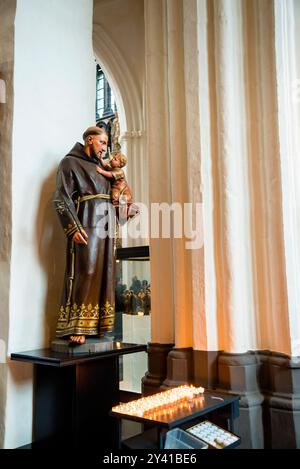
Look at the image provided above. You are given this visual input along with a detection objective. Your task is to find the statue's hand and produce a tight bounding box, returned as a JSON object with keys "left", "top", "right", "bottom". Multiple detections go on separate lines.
{"left": 72, "top": 229, "right": 88, "bottom": 245}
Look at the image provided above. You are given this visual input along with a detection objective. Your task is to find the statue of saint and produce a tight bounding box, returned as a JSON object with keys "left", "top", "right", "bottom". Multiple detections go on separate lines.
{"left": 53, "top": 127, "right": 115, "bottom": 344}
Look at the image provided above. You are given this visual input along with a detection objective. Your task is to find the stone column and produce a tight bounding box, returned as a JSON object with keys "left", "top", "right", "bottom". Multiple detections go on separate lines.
{"left": 211, "top": 0, "right": 256, "bottom": 353}
{"left": 144, "top": 0, "right": 175, "bottom": 347}
{"left": 142, "top": 343, "right": 174, "bottom": 395}
{"left": 144, "top": 0, "right": 201, "bottom": 387}
{"left": 274, "top": 0, "right": 300, "bottom": 356}
{"left": 241, "top": 0, "right": 290, "bottom": 355}
{"left": 184, "top": 0, "right": 220, "bottom": 384}
{"left": 258, "top": 352, "right": 300, "bottom": 448}
{"left": 217, "top": 352, "right": 264, "bottom": 449}
{"left": 163, "top": 0, "right": 194, "bottom": 351}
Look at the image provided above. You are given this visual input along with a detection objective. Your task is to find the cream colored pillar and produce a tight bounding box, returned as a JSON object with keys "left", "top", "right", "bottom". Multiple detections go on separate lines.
{"left": 182, "top": 0, "right": 206, "bottom": 351}
{"left": 184, "top": 0, "right": 219, "bottom": 352}
{"left": 211, "top": 0, "right": 256, "bottom": 352}
{"left": 145, "top": 0, "right": 202, "bottom": 347}
{"left": 144, "top": 0, "right": 175, "bottom": 344}
{"left": 274, "top": 0, "right": 300, "bottom": 356}
{"left": 165, "top": 0, "right": 193, "bottom": 348}
{"left": 203, "top": 0, "right": 291, "bottom": 354}
{"left": 241, "top": 0, "right": 290, "bottom": 354}
{"left": 145, "top": 0, "right": 298, "bottom": 357}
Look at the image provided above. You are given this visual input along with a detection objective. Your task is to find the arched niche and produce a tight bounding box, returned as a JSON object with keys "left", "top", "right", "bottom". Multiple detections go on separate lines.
{"left": 93, "top": 24, "right": 143, "bottom": 134}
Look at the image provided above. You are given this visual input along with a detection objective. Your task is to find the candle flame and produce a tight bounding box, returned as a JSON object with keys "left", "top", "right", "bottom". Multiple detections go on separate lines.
{"left": 112, "top": 385, "right": 204, "bottom": 417}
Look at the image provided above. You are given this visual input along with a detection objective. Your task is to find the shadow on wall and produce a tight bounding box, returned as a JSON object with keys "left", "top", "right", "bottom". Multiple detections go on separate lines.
{"left": 35, "top": 166, "right": 65, "bottom": 346}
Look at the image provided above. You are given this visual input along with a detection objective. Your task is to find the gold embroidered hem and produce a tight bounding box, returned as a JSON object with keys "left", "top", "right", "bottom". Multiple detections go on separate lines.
{"left": 56, "top": 302, "right": 100, "bottom": 337}
{"left": 56, "top": 301, "right": 115, "bottom": 337}
{"left": 100, "top": 300, "right": 115, "bottom": 334}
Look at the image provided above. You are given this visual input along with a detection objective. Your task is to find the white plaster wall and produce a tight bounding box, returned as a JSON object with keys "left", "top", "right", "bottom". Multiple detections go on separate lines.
{"left": 0, "top": 0, "right": 16, "bottom": 449}
{"left": 5, "top": 0, "right": 95, "bottom": 448}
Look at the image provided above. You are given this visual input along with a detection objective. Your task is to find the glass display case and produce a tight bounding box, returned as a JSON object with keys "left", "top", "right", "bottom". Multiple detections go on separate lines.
{"left": 115, "top": 246, "right": 150, "bottom": 393}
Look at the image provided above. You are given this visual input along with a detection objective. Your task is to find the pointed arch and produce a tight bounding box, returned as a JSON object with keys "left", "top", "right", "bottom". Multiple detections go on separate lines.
{"left": 93, "top": 24, "right": 143, "bottom": 133}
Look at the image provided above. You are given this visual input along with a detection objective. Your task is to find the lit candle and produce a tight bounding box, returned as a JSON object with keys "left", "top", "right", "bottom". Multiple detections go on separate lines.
{"left": 112, "top": 385, "right": 205, "bottom": 417}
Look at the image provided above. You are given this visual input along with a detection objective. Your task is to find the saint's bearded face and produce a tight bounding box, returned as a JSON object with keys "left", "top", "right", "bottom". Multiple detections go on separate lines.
{"left": 90, "top": 134, "right": 108, "bottom": 159}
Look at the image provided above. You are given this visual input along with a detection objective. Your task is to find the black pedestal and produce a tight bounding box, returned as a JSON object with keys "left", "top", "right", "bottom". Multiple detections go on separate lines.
{"left": 11, "top": 343, "right": 146, "bottom": 449}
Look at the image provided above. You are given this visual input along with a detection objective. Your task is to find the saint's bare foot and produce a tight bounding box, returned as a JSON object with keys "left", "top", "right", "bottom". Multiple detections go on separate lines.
{"left": 69, "top": 335, "right": 86, "bottom": 345}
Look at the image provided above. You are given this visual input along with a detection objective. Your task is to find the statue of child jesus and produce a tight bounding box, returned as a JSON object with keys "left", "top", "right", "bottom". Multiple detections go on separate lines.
{"left": 96, "top": 151, "right": 139, "bottom": 221}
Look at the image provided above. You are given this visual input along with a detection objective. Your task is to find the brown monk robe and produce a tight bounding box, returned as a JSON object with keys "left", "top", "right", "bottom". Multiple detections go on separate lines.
{"left": 54, "top": 127, "right": 115, "bottom": 344}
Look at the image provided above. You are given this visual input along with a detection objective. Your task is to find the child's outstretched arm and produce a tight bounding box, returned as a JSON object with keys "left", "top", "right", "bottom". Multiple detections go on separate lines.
{"left": 99, "top": 156, "right": 111, "bottom": 170}
{"left": 96, "top": 166, "right": 114, "bottom": 179}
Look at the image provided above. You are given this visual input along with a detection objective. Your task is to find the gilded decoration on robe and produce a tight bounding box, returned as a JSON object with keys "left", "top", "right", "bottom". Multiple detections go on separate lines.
{"left": 58, "top": 303, "right": 100, "bottom": 321}
{"left": 56, "top": 302, "right": 100, "bottom": 336}
{"left": 100, "top": 300, "right": 114, "bottom": 317}
{"left": 56, "top": 301, "right": 115, "bottom": 336}
{"left": 99, "top": 300, "right": 115, "bottom": 332}
{"left": 54, "top": 200, "right": 67, "bottom": 215}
